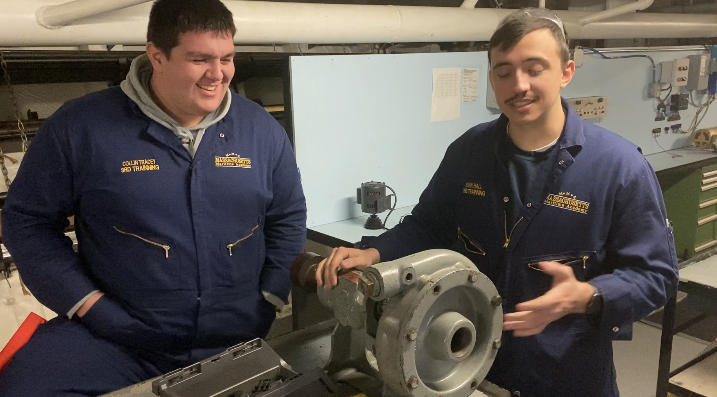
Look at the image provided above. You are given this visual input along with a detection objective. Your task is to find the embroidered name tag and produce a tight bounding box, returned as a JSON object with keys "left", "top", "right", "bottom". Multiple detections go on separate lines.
{"left": 544, "top": 192, "right": 590, "bottom": 214}
{"left": 215, "top": 153, "right": 251, "bottom": 168}
{"left": 121, "top": 159, "right": 159, "bottom": 173}
{"left": 463, "top": 182, "right": 486, "bottom": 197}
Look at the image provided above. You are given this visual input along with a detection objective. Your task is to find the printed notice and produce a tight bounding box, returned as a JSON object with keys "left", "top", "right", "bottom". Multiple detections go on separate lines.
{"left": 462, "top": 68, "right": 479, "bottom": 102}
{"left": 431, "top": 68, "right": 461, "bottom": 122}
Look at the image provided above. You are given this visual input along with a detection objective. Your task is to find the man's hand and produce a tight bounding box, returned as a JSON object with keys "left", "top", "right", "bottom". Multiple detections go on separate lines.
{"left": 315, "top": 247, "right": 380, "bottom": 289}
{"left": 503, "top": 261, "right": 595, "bottom": 337}
{"left": 76, "top": 291, "right": 104, "bottom": 318}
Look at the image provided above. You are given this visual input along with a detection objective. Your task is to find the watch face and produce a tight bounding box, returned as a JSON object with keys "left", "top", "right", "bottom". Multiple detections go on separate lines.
{"left": 587, "top": 293, "right": 602, "bottom": 315}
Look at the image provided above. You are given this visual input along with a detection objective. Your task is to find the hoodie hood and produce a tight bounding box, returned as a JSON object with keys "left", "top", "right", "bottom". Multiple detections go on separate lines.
{"left": 120, "top": 54, "right": 231, "bottom": 157}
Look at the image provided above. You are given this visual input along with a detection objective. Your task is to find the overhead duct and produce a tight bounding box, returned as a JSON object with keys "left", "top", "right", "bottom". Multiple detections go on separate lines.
{"left": 0, "top": 0, "right": 716, "bottom": 47}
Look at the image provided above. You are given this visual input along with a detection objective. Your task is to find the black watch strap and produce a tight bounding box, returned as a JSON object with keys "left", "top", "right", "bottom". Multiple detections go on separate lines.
{"left": 586, "top": 284, "right": 603, "bottom": 326}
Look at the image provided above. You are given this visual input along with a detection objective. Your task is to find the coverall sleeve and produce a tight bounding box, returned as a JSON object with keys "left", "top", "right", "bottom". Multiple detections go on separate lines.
{"left": 589, "top": 156, "right": 679, "bottom": 340}
{"left": 362, "top": 144, "right": 458, "bottom": 261}
{"left": 259, "top": 121, "right": 307, "bottom": 303}
{"left": 2, "top": 122, "right": 98, "bottom": 317}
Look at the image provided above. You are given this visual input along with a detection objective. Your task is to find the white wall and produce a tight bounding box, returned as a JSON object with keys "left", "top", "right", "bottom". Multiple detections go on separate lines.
{"left": 292, "top": 52, "right": 492, "bottom": 227}
{"left": 563, "top": 49, "right": 716, "bottom": 155}
{"left": 291, "top": 48, "right": 717, "bottom": 228}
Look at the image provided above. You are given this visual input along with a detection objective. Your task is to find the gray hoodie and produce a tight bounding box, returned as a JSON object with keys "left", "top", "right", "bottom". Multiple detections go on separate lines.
{"left": 120, "top": 54, "right": 231, "bottom": 157}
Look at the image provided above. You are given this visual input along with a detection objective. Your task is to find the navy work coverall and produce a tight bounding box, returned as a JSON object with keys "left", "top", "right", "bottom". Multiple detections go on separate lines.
{"left": 364, "top": 98, "right": 679, "bottom": 397}
{"left": 0, "top": 87, "right": 307, "bottom": 396}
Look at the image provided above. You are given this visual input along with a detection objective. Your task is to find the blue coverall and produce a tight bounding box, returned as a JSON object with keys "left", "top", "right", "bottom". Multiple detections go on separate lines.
{"left": 363, "top": 98, "right": 679, "bottom": 397}
{"left": 0, "top": 87, "right": 307, "bottom": 396}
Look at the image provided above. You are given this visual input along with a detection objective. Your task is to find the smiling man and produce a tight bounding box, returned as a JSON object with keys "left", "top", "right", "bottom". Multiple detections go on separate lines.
{"left": 0, "top": 0, "right": 306, "bottom": 395}
{"left": 316, "top": 8, "right": 678, "bottom": 397}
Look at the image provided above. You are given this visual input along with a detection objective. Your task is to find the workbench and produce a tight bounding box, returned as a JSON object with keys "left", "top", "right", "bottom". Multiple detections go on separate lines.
{"left": 657, "top": 252, "right": 717, "bottom": 397}
{"left": 307, "top": 148, "right": 717, "bottom": 250}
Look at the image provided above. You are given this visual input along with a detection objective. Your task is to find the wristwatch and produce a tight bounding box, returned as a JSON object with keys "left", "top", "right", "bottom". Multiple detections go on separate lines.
{"left": 585, "top": 284, "right": 603, "bottom": 326}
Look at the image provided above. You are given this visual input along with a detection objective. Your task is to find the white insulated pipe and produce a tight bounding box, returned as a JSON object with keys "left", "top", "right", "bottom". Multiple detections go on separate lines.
{"left": 579, "top": 0, "right": 654, "bottom": 25}
{"left": 0, "top": 0, "right": 715, "bottom": 47}
{"left": 36, "top": 0, "right": 151, "bottom": 28}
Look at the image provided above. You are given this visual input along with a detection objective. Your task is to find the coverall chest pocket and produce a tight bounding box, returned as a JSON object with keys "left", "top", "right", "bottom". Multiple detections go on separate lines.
{"left": 113, "top": 226, "right": 179, "bottom": 288}
{"left": 451, "top": 227, "right": 489, "bottom": 274}
{"left": 224, "top": 223, "right": 262, "bottom": 286}
{"left": 520, "top": 251, "right": 597, "bottom": 299}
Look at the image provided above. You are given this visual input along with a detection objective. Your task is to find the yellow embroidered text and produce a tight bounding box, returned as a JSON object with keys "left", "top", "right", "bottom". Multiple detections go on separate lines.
{"left": 121, "top": 159, "right": 159, "bottom": 173}
{"left": 463, "top": 182, "right": 486, "bottom": 197}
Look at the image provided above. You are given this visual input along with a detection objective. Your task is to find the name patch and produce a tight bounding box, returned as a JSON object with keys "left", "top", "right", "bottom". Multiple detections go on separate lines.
{"left": 544, "top": 192, "right": 590, "bottom": 214}
{"left": 215, "top": 153, "right": 251, "bottom": 168}
{"left": 121, "top": 159, "right": 159, "bottom": 173}
{"left": 463, "top": 182, "right": 486, "bottom": 197}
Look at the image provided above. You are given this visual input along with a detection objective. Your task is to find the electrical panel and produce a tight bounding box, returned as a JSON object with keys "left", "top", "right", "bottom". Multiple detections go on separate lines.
{"left": 660, "top": 58, "right": 690, "bottom": 87}
{"left": 687, "top": 54, "right": 709, "bottom": 91}
{"left": 568, "top": 96, "right": 608, "bottom": 119}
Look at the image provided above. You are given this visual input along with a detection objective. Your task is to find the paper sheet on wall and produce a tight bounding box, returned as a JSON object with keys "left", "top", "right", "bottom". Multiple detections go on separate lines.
{"left": 462, "top": 68, "right": 479, "bottom": 102}
{"left": 431, "top": 68, "right": 461, "bottom": 122}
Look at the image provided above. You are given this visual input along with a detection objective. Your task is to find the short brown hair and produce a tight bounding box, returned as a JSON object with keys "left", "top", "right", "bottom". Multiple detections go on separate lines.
{"left": 488, "top": 8, "right": 570, "bottom": 66}
{"left": 147, "top": 0, "right": 237, "bottom": 57}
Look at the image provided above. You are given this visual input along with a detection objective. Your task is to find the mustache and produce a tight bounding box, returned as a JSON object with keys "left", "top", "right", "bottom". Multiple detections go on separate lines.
{"left": 506, "top": 95, "right": 538, "bottom": 105}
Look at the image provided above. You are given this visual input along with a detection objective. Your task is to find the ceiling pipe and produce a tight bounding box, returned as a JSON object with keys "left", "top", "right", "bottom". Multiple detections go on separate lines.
{"left": 0, "top": 0, "right": 715, "bottom": 47}
{"left": 579, "top": 0, "right": 654, "bottom": 25}
{"left": 36, "top": 0, "right": 151, "bottom": 29}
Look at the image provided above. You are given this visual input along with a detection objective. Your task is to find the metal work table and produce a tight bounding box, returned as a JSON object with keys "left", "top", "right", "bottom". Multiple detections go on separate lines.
{"left": 657, "top": 252, "right": 717, "bottom": 397}
{"left": 307, "top": 148, "right": 717, "bottom": 249}
{"left": 680, "top": 257, "right": 717, "bottom": 287}
{"left": 308, "top": 205, "right": 415, "bottom": 248}
{"left": 646, "top": 147, "right": 717, "bottom": 174}
{"left": 670, "top": 353, "right": 717, "bottom": 396}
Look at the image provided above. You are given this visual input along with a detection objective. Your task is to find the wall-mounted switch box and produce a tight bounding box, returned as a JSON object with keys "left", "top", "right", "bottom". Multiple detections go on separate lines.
{"left": 568, "top": 96, "right": 608, "bottom": 119}
{"left": 661, "top": 58, "right": 690, "bottom": 87}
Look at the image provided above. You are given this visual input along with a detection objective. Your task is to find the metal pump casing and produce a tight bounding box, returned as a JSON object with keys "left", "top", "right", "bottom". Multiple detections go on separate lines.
{"left": 318, "top": 249, "right": 503, "bottom": 397}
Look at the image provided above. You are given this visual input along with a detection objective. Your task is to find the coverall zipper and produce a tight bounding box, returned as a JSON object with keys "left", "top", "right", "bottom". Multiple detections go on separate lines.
{"left": 227, "top": 224, "right": 259, "bottom": 256}
{"left": 528, "top": 255, "right": 589, "bottom": 271}
{"left": 114, "top": 226, "right": 170, "bottom": 258}
{"left": 503, "top": 212, "right": 524, "bottom": 248}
